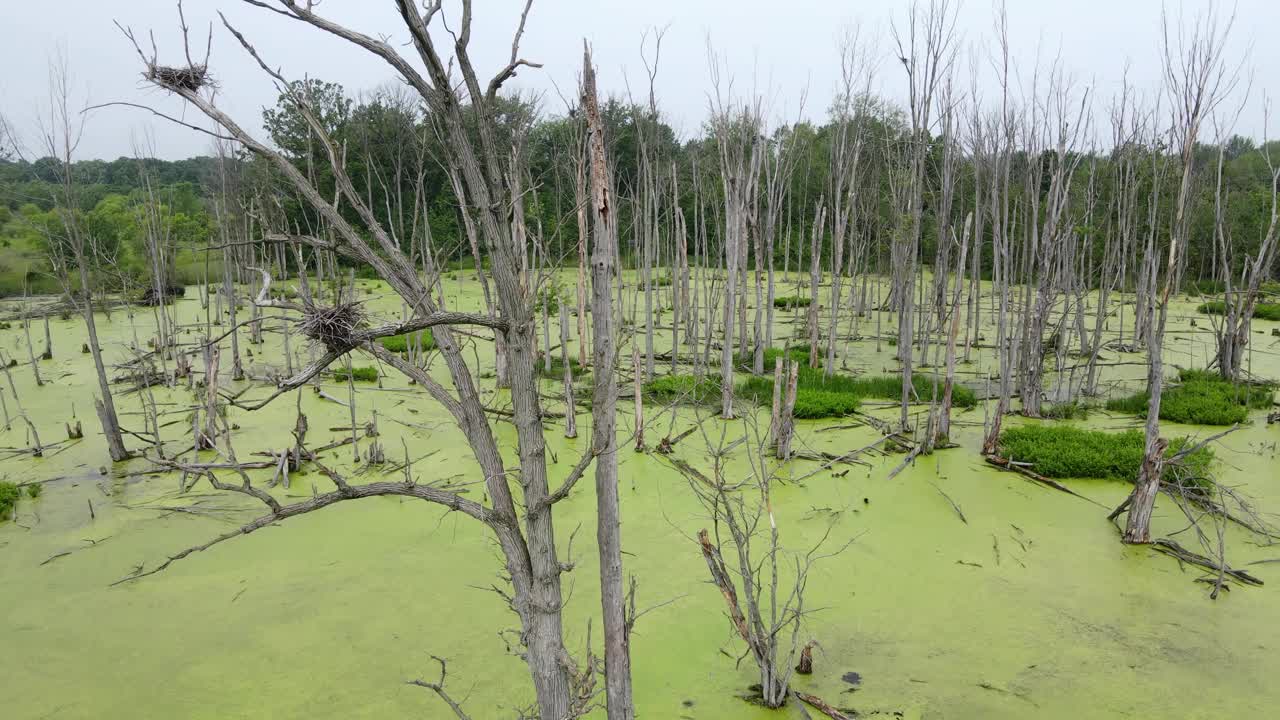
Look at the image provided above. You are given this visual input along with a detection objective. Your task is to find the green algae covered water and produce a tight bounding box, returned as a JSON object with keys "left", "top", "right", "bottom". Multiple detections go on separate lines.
{"left": 1, "top": 274, "right": 1278, "bottom": 719}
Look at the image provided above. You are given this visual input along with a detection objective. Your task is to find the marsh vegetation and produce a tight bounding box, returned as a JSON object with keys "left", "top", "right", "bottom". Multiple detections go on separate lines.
{"left": 1, "top": 1, "right": 1279, "bottom": 719}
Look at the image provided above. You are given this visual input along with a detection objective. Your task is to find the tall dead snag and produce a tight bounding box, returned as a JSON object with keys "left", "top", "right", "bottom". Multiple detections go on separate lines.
{"left": 1014, "top": 62, "right": 1090, "bottom": 418}
{"left": 1212, "top": 112, "right": 1280, "bottom": 380}
{"left": 667, "top": 416, "right": 840, "bottom": 709}
{"left": 559, "top": 303, "right": 577, "bottom": 439}
{"left": 709, "top": 60, "right": 764, "bottom": 418}
{"left": 824, "top": 29, "right": 874, "bottom": 377}
{"left": 116, "top": 3, "right": 617, "bottom": 717}
{"left": 806, "top": 202, "right": 826, "bottom": 368}
{"left": 937, "top": 212, "right": 972, "bottom": 443}
{"left": 980, "top": 3, "right": 1017, "bottom": 456}
{"left": 891, "top": 0, "right": 959, "bottom": 430}
{"left": 1121, "top": 7, "right": 1237, "bottom": 544}
{"left": 776, "top": 360, "right": 799, "bottom": 460}
{"left": 36, "top": 57, "right": 130, "bottom": 462}
{"left": 582, "top": 45, "right": 635, "bottom": 720}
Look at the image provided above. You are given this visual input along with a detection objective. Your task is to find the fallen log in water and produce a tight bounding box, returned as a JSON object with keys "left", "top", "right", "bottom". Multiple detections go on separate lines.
{"left": 983, "top": 453, "right": 1106, "bottom": 507}
{"left": 1151, "top": 538, "right": 1263, "bottom": 587}
{"left": 794, "top": 691, "right": 852, "bottom": 720}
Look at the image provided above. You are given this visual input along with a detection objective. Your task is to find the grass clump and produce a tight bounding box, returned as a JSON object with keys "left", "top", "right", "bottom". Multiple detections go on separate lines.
{"left": 643, "top": 374, "right": 722, "bottom": 405}
{"left": 1042, "top": 400, "right": 1092, "bottom": 420}
{"left": 1106, "top": 368, "right": 1274, "bottom": 425}
{"left": 997, "top": 425, "right": 1213, "bottom": 484}
{"left": 539, "top": 355, "right": 589, "bottom": 380}
{"left": 772, "top": 295, "right": 812, "bottom": 309}
{"left": 738, "top": 347, "right": 976, "bottom": 419}
{"left": 0, "top": 481, "right": 20, "bottom": 519}
{"left": 379, "top": 330, "right": 434, "bottom": 353}
{"left": 1196, "top": 300, "right": 1280, "bottom": 321}
{"left": 334, "top": 366, "right": 379, "bottom": 383}
{"left": 737, "top": 346, "right": 815, "bottom": 371}
{"left": 790, "top": 387, "right": 864, "bottom": 418}
{"left": 738, "top": 375, "right": 864, "bottom": 418}
{"left": 1188, "top": 279, "right": 1227, "bottom": 296}
{"left": 26, "top": 483, "right": 42, "bottom": 499}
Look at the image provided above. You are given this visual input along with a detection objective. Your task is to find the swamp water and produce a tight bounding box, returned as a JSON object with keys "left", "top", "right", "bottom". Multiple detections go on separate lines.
{"left": 1, "top": 273, "right": 1278, "bottom": 719}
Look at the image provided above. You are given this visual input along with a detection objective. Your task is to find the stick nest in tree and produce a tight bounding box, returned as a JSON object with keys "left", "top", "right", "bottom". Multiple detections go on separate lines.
{"left": 299, "top": 301, "right": 366, "bottom": 352}
{"left": 146, "top": 64, "right": 211, "bottom": 92}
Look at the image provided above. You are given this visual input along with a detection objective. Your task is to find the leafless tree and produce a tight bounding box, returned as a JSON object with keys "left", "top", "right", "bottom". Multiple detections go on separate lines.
{"left": 662, "top": 410, "right": 844, "bottom": 709}
{"left": 1120, "top": 6, "right": 1239, "bottom": 544}
{"left": 114, "top": 3, "right": 631, "bottom": 716}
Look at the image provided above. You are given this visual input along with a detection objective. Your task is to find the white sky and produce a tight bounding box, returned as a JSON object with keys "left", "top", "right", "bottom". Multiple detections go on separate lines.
{"left": 2, "top": 0, "right": 1274, "bottom": 160}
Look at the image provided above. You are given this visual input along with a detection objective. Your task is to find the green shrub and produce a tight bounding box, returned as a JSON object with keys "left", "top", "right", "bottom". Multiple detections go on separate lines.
{"left": 334, "top": 366, "right": 379, "bottom": 382}
{"left": 997, "top": 425, "right": 1214, "bottom": 485}
{"left": 26, "top": 483, "right": 42, "bottom": 499}
{"left": 379, "top": 330, "right": 435, "bottom": 353}
{"left": 738, "top": 349, "right": 976, "bottom": 419}
{"left": 738, "top": 346, "right": 816, "bottom": 371}
{"left": 772, "top": 295, "right": 812, "bottom": 308}
{"left": 0, "top": 481, "right": 19, "bottom": 519}
{"left": 539, "top": 355, "right": 589, "bottom": 380}
{"left": 1196, "top": 300, "right": 1280, "bottom": 321}
{"left": 1106, "top": 368, "right": 1274, "bottom": 425}
{"left": 1188, "top": 279, "right": 1227, "bottom": 296}
{"left": 1042, "top": 400, "right": 1092, "bottom": 420}
{"left": 790, "top": 387, "right": 863, "bottom": 418}
{"left": 536, "top": 274, "right": 570, "bottom": 314}
{"left": 643, "top": 374, "right": 722, "bottom": 404}
{"left": 800, "top": 368, "right": 976, "bottom": 409}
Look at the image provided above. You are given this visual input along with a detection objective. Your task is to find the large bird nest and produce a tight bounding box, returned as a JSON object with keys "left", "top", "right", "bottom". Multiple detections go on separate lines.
{"left": 146, "top": 64, "right": 211, "bottom": 92}
{"left": 299, "top": 301, "right": 366, "bottom": 352}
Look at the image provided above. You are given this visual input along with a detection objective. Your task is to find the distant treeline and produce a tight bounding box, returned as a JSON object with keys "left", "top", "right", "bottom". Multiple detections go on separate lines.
{"left": 2, "top": 78, "right": 1278, "bottom": 297}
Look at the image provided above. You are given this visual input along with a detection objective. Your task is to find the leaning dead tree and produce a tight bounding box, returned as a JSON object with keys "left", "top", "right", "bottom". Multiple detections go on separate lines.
{"left": 116, "top": 2, "right": 627, "bottom": 717}
{"left": 1118, "top": 7, "right": 1239, "bottom": 544}
{"left": 35, "top": 56, "right": 131, "bottom": 462}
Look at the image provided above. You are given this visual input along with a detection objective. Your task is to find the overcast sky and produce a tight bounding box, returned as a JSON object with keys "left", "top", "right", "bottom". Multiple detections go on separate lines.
{"left": 2, "top": 1, "right": 1275, "bottom": 160}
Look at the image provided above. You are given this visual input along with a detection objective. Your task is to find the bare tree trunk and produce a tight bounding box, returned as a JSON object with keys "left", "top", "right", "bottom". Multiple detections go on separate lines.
{"left": 80, "top": 263, "right": 130, "bottom": 462}
{"left": 1125, "top": 11, "right": 1234, "bottom": 543}
{"left": 583, "top": 47, "right": 635, "bottom": 720}
{"left": 560, "top": 303, "right": 577, "bottom": 439}
{"left": 776, "top": 360, "right": 799, "bottom": 460}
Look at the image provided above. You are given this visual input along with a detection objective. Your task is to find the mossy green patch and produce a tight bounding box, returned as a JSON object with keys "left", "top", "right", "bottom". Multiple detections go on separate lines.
{"left": 1106, "top": 368, "right": 1274, "bottom": 425}
{"left": 738, "top": 347, "right": 976, "bottom": 419}
{"left": 772, "top": 295, "right": 812, "bottom": 308}
{"left": 539, "top": 355, "right": 589, "bottom": 380}
{"left": 997, "top": 425, "right": 1214, "bottom": 485}
{"left": 333, "top": 366, "right": 378, "bottom": 382}
{"left": 642, "top": 374, "right": 721, "bottom": 404}
{"left": 1196, "top": 300, "right": 1280, "bottom": 322}
{"left": 379, "top": 330, "right": 434, "bottom": 353}
{"left": 1041, "top": 400, "right": 1092, "bottom": 420}
{"left": 0, "top": 480, "right": 19, "bottom": 519}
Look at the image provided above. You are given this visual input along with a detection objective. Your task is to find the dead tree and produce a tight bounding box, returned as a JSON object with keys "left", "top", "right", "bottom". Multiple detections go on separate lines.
{"left": 708, "top": 67, "right": 764, "bottom": 418}
{"left": 117, "top": 3, "right": 625, "bottom": 717}
{"left": 890, "top": 0, "right": 959, "bottom": 430}
{"left": 582, "top": 47, "right": 635, "bottom": 718}
{"left": 664, "top": 413, "right": 842, "bottom": 709}
{"left": 1212, "top": 107, "right": 1280, "bottom": 380}
{"left": 1121, "top": 7, "right": 1238, "bottom": 544}
{"left": 34, "top": 56, "right": 131, "bottom": 462}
